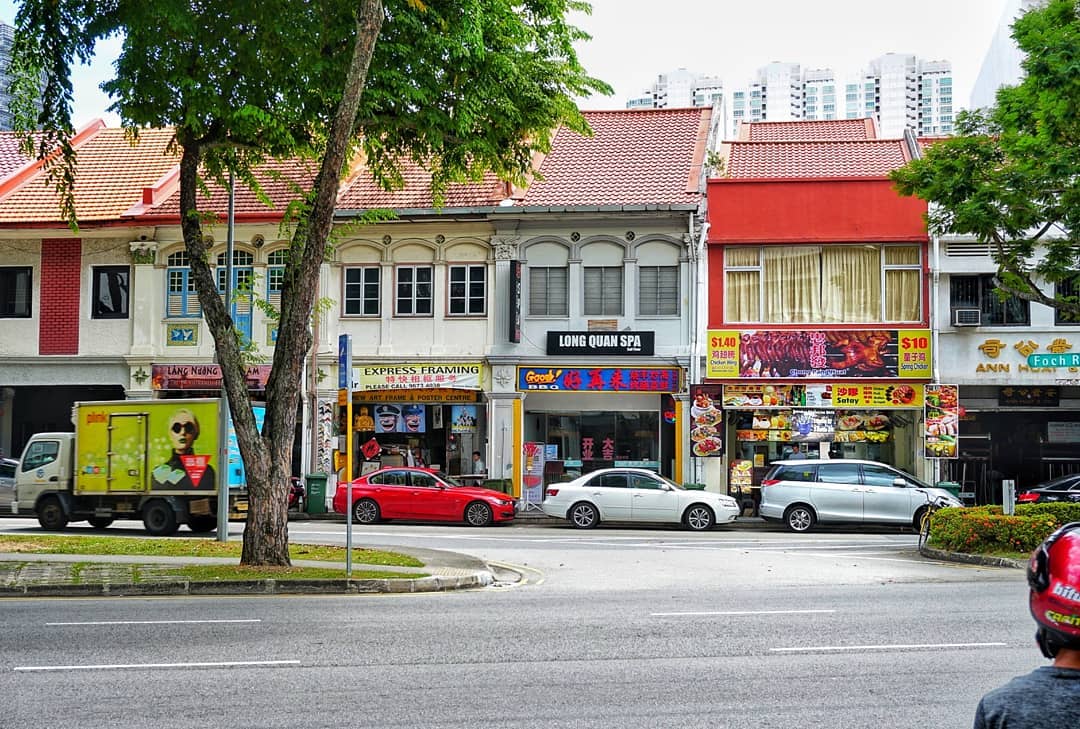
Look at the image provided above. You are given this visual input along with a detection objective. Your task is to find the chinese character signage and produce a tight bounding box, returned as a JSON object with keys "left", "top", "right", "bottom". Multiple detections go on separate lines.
{"left": 721, "top": 384, "right": 925, "bottom": 409}
{"left": 152, "top": 364, "right": 271, "bottom": 391}
{"left": 689, "top": 385, "right": 723, "bottom": 457}
{"left": 706, "top": 329, "right": 932, "bottom": 379}
{"left": 516, "top": 367, "right": 680, "bottom": 392}
{"left": 924, "top": 384, "right": 959, "bottom": 459}
{"left": 352, "top": 363, "right": 484, "bottom": 391}
{"left": 998, "top": 386, "right": 1059, "bottom": 407}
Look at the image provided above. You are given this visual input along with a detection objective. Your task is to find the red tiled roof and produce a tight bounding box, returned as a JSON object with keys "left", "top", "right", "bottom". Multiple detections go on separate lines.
{"left": 0, "top": 125, "right": 178, "bottom": 225}
{"left": 737, "top": 118, "right": 877, "bottom": 142}
{"left": 336, "top": 157, "right": 508, "bottom": 209}
{"left": 0, "top": 132, "right": 39, "bottom": 180}
{"left": 724, "top": 139, "right": 911, "bottom": 179}
{"left": 519, "top": 108, "right": 710, "bottom": 208}
{"left": 138, "top": 158, "right": 322, "bottom": 222}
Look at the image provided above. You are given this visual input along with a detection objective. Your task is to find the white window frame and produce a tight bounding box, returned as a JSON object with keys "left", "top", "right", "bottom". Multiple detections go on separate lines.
{"left": 343, "top": 266, "right": 381, "bottom": 317}
{"left": 395, "top": 265, "right": 433, "bottom": 317}
{"left": 448, "top": 264, "right": 486, "bottom": 317}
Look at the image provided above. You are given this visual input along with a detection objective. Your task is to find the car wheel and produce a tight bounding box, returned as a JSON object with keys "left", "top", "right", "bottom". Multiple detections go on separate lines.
{"left": 569, "top": 501, "right": 599, "bottom": 529}
{"left": 187, "top": 515, "right": 217, "bottom": 533}
{"left": 912, "top": 506, "right": 929, "bottom": 532}
{"left": 143, "top": 500, "right": 179, "bottom": 536}
{"left": 465, "top": 501, "right": 494, "bottom": 526}
{"left": 684, "top": 504, "right": 715, "bottom": 531}
{"left": 87, "top": 516, "right": 114, "bottom": 530}
{"left": 37, "top": 496, "right": 69, "bottom": 531}
{"left": 784, "top": 504, "right": 816, "bottom": 533}
{"left": 353, "top": 498, "right": 380, "bottom": 525}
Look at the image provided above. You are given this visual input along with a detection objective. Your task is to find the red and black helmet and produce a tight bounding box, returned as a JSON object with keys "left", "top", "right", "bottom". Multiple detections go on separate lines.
{"left": 1028, "top": 521, "right": 1080, "bottom": 658}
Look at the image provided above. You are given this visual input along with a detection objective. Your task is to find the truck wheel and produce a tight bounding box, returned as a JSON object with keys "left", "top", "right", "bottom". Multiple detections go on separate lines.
{"left": 187, "top": 515, "right": 217, "bottom": 533}
{"left": 37, "top": 497, "right": 69, "bottom": 531}
{"left": 143, "top": 500, "right": 179, "bottom": 536}
{"left": 87, "top": 516, "right": 114, "bottom": 529}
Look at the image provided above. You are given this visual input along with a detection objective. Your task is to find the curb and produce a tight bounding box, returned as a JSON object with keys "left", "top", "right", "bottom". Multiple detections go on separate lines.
{"left": 919, "top": 544, "right": 1025, "bottom": 569}
{"left": 0, "top": 570, "right": 494, "bottom": 598}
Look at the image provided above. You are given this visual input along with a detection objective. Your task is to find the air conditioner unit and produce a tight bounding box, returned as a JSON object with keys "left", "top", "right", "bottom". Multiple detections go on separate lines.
{"left": 953, "top": 308, "right": 982, "bottom": 326}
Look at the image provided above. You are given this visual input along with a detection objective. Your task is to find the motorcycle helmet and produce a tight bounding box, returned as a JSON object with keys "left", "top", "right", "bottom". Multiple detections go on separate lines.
{"left": 1027, "top": 521, "right": 1080, "bottom": 658}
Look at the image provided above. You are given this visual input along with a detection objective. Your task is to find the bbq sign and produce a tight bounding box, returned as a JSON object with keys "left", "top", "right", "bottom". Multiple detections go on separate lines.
{"left": 706, "top": 329, "right": 932, "bottom": 380}
{"left": 517, "top": 367, "right": 680, "bottom": 392}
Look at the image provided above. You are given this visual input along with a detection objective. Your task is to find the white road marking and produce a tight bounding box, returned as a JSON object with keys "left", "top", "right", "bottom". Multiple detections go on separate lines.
{"left": 771, "top": 642, "right": 1007, "bottom": 653}
{"left": 45, "top": 619, "right": 262, "bottom": 626}
{"left": 14, "top": 659, "right": 300, "bottom": 672}
{"left": 652, "top": 609, "right": 836, "bottom": 617}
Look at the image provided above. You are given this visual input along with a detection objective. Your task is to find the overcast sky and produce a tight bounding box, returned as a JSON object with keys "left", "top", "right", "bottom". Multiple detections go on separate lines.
{"left": 4, "top": 0, "right": 1014, "bottom": 127}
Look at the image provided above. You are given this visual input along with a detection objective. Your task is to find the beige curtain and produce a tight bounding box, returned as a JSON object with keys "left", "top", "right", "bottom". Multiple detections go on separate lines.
{"left": 884, "top": 246, "right": 921, "bottom": 321}
{"left": 724, "top": 247, "right": 760, "bottom": 321}
{"left": 821, "top": 246, "right": 880, "bottom": 322}
{"left": 764, "top": 246, "right": 820, "bottom": 322}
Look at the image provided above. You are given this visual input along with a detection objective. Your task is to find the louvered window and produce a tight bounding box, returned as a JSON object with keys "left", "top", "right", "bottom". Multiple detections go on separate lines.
{"left": 344, "top": 267, "right": 380, "bottom": 316}
{"left": 267, "top": 249, "right": 289, "bottom": 310}
{"left": 216, "top": 250, "right": 254, "bottom": 320}
{"left": 395, "top": 265, "right": 433, "bottom": 316}
{"left": 638, "top": 266, "right": 678, "bottom": 316}
{"left": 448, "top": 264, "right": 486, "bottom": 316}
{"left": 583, "top": 266, "right": 623, "bottom": 316}
{"left": 529, "top": 267, "right": 568, "bottom": 316}
{"left": 166, "top": 251, "right": 200, "bottom": 318}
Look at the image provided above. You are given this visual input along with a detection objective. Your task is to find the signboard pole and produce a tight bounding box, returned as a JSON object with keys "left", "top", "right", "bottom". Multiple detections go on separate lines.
{"left": 339, "top": 335, "right": 353, "bottom": 577}
{"left": 216, "top": 172, "right": 236, "bottom": 543}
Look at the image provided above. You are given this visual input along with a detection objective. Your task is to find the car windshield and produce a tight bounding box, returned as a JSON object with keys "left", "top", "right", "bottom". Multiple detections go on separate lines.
{"left": 653, "top": 473, "right": 683, "bottom": 490}
{"left": 435, "top": 472, "right": 463, "bottom": 487}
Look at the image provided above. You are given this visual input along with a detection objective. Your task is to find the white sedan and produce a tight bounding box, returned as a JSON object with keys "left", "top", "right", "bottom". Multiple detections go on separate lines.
{"left": 541, "top": 468, "right": 740, "bottom": 530}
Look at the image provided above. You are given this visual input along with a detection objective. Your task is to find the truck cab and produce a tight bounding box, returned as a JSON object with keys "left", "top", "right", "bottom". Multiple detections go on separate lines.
{"left": 13, "top": 433, "right": 74, "bottom": 516}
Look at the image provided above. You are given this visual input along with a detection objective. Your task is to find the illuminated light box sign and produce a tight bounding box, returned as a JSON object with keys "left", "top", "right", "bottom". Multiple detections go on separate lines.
{"left": 517, "top": 367, "right": 680, "bottom": 392}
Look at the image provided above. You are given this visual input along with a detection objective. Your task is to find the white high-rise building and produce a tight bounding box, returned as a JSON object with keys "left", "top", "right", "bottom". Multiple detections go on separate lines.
{"left": 0, "top": 22, "right": 15, "bottom": 131}
{"left": 970, "top": 0, "right": 1044, "bottom": 110}
{"left": 632, "top": 54, "right": 954, "bottom": 139}
{"left": 626, "top": 68, "right": 724, "bottom": 110}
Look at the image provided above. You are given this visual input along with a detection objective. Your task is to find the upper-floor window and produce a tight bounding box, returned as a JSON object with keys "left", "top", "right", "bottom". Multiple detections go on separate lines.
{"left": 723, "top": 245, "right": 922, "bottom": 324}
{"left": 344, "top": 266, "right": 380, "bottom": 317}
{"left": 529, "top": 266, "right": 568, "bottom": 316}
{"left": 1055, "top": 276, "right": 1080, "bottom": 326}
{"left": 448, "top": 264, "right": 486, "bottom": 316}
{"left": 267, "top": 249, "right": 289, "bottom": 310}
{"left": 583, "top": 266, "right": 623, "bottom": 316}
{"left": 91, "top": 265, "right": 129, "bottom": 319}
{"left": 0, "top": 266, "right": 32, "bottom": 318}
{"left": 950, "top": 274, "right": 1029, "bottom": 326}
{"left": 638, "top": 265, "right": 679, "bottom": 316}
{"left": 216, "top": 250, "right": 254, "bottom": 298}
{"left": 166, "top": 251, "right": 200, "bottom": 318}
{"left": 395, "top": 265, "right": 433, "bottom": 316}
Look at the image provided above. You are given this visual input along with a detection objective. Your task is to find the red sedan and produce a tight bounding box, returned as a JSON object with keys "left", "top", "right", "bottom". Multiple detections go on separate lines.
{"left": 331, "top": 466, "right": 516, "bottom": 526}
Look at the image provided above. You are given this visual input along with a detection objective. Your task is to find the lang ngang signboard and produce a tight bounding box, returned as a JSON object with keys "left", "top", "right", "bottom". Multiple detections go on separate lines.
{"left": 706, "top": 329, "right": 932, "bottom": 379}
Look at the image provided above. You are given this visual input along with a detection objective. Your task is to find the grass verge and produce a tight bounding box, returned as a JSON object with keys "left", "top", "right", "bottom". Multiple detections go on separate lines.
{"left": 0, "top": 535, "right": 423, "bottom": 568}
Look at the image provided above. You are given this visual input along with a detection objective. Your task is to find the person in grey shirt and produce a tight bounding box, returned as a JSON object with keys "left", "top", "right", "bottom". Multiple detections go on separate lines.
{"left": 973, "top": 522, "right": 1080, "bottom": 728}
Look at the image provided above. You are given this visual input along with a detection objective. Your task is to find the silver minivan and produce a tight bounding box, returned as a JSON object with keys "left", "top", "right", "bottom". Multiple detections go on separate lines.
{"left": 759, "top": 458, "right": 963, "bottom": 532}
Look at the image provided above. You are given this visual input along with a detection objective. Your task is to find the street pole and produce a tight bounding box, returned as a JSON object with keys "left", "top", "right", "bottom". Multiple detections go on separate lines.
{"left": 216, "top": 170, "right": 235, "bottom": 542}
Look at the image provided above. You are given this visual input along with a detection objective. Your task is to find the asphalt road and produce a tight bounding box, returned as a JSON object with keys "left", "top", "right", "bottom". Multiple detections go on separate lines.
{"left": 1, "top": 519, "right": 1037, "bottom": 728}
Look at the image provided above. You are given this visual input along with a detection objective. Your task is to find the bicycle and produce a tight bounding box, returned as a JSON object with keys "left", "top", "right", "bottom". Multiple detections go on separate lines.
{"left": 916, "top": 489, "right": 954, "bottom": 550}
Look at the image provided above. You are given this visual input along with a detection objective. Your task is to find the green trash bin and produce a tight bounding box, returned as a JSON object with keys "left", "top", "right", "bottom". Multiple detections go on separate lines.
{"left": 935, "top": 481, "right": 961, "bottom": 500}
{"left": 305, "top": 473, "right": 328, "bottom": 514}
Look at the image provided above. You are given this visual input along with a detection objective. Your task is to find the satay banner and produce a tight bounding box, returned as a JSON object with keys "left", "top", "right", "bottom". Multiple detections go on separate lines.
{"left": 707, "top": 329, "right": 932, "bottom": 379}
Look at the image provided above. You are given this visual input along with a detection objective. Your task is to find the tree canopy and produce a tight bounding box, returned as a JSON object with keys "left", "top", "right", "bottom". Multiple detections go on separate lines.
{"left": 11, "top": 0, "right": 610, "bottom": 565}
{"left": 890, "top": 0, "right": 1080, "bottom": 318}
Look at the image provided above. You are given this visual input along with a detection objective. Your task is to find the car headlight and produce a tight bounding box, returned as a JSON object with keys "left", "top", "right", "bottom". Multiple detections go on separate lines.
{"left": 718, "top": 496, "right": 738, "bottom": 507}
{"left": 495, "top": 499, "right": 513, "bottom": 506}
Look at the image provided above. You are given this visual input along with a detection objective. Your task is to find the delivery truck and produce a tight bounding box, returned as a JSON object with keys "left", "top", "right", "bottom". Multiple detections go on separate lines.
{"left": 12, "top": 398, "right": 248, "bottom": 536}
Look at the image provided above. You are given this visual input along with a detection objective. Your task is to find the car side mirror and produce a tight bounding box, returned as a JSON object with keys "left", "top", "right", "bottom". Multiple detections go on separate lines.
{"left": 893, "top": 477, "right": 907, "bottom": 487}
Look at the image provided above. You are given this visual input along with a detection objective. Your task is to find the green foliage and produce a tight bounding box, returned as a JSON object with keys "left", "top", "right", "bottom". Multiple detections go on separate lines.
{"left": 889, "top": 0, "right": 1080, "bottom": 318}
{"left": 927, "top": 503, "right": 1080, "bottom": 554}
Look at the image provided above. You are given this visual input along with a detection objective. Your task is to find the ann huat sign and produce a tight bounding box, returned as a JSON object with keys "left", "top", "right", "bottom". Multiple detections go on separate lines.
{"left": 546, "top": 331, "right": 655, "bottom": 356}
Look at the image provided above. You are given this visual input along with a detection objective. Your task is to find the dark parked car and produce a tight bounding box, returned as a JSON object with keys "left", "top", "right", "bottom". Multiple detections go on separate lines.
{"left": 0, "top": 457, "right": 17, "bottom": 512}
{"left": 1017, "top": 473, "right": 1080, "bottom": 504}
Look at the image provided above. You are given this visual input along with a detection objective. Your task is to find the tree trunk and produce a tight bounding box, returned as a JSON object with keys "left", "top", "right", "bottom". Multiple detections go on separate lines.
{"left": 178, "top": 2, "right": 384, "bottom": 567}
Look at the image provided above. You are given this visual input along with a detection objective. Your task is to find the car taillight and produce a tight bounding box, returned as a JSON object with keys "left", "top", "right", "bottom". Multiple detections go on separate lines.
{"left": 546, "top": 488, "right": 559, "bottom": 496}
{"left": 1017, "top": 492, "right": 1040, "bottom": 503}
{"left": 760, "top": 479, "right": 779, "bottom": 487}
